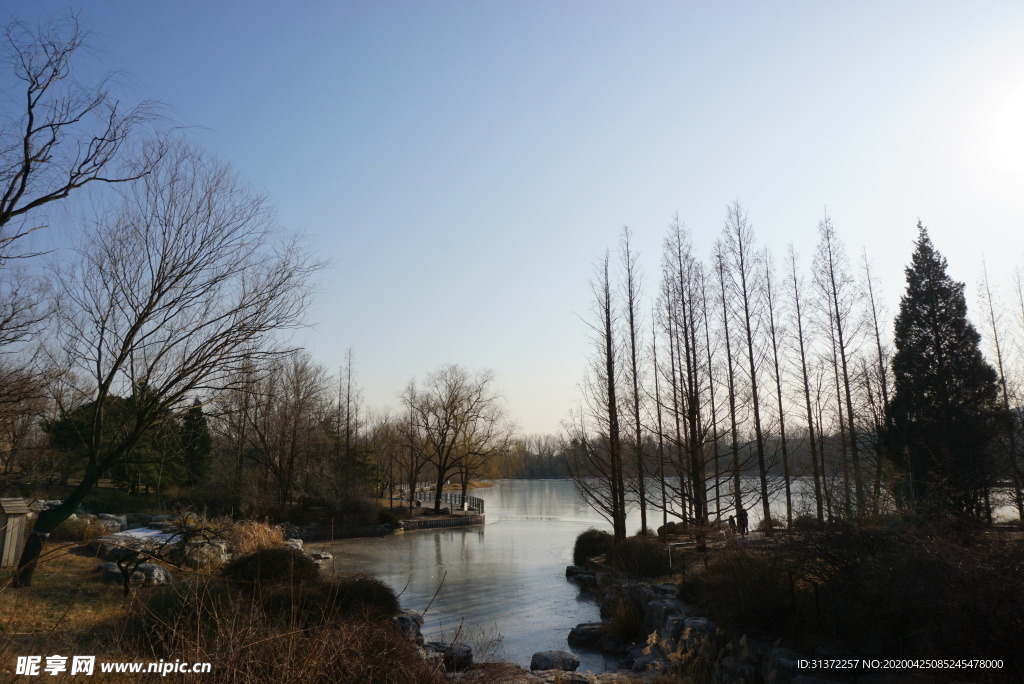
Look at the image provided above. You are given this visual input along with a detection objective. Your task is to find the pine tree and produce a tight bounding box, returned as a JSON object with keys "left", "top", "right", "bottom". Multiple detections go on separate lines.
{"left": 886, "top": 223, "right": 1003, "bottom": 520}
{"left": 181, "top": 399, "right": 212, "bottom": 486}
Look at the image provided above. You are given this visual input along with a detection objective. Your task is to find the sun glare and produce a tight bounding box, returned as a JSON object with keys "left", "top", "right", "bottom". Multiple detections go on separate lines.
{"left": 989, "top": 86, "right": 1024, "bottom": 174}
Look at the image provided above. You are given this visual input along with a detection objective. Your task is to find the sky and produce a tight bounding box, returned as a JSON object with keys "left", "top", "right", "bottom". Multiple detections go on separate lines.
{"left": 8, "top": 1, "right": 1024, "bottom": 434}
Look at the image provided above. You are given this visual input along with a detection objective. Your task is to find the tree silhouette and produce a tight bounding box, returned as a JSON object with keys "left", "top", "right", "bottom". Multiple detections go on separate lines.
{"left": 181, "top": 399, "right": 212, "bottom": 486}
{"left": 887, "top": 223, "right": 1003, "bottom": 520}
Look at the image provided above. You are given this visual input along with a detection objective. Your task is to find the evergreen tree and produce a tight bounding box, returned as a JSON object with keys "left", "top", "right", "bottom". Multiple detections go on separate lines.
{"left": 886, "top": 223, "right": 1003, "bottom": 520}
{"left": 181, "top": 399, "right": 212, "bottom": 486}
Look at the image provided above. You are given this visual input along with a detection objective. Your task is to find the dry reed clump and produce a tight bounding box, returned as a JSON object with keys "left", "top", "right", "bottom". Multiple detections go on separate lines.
{"left": 225, "top": 519, "right": 284, "bottom": 556}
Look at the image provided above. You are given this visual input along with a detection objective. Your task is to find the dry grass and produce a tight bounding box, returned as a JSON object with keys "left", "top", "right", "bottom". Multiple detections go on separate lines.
{"left": 0, "top": 541, "right": 447, "bottom": 683}
{"left": 0, "top": 544, "right": 128, "bottom": 636}
{"left": 224, "top": 519, "right": 284, "bottom": 556}
{"left": 50, "top": 517, "right": 113, "bottom": 542}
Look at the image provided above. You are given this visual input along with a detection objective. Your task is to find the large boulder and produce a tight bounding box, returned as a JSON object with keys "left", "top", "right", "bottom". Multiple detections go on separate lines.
{"left": 566, "top": 622, "right": 604, "bottom": 647}
{"left": 643, "top": 598, "right": 689, "bottom": 633}
{"left": 764, "top": 647, "right": 803, "bottom": 682}
{"left": 680, "top": 616, "right": 718, "bottom": 649}
{"left": 597, "top": 632, "right": 628, "bottom": 654}
{"left": 98, "top": 513, "right": 129, "bottom": 529}
{"left": 392, "top": 610, "right": 424, "bottom": 645}
{"left": 136, "top": 563, "right": 173, "bottom": 585}
{"left": 423, "top": 642, "right": 472, "bottom": 672}
{"left": 631, "top": 652, "right": 666, "bottom": 673}
{"left": 90, "top": 535, "right": 153, "bottom": 561}
{"left": 529, "top": 650, "right": 580, "bottom": 672}
{"left": 715, "top": 654, "right": 761, "bottom": 684}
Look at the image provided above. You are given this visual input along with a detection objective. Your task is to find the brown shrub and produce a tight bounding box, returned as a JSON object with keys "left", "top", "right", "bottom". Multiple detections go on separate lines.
{"left": 260, "top": 572, "right": 400, "bottom": 624}
{"left": 572, "top": 528, "right": 613, "bottom": 565}
{"left": 131, "top": 577, "right": 441, "bottom": 683}
{"left": 221, "top": 546, "right": 320, "bottom": 588}
{"left": 689, "top": 518, "right": 1024, "bottom": 671}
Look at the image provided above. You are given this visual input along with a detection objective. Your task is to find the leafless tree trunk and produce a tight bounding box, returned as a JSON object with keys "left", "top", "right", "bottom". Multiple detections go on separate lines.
{"left": 826, "top": 301, "right": 853, "bottom": 518}
{"left": 764, "top": 251, "right": 793, "bottom": 527}
{"left": 620, "top": 228, "right": 648, "bottom": 533}
{"left": 715, "top": 244, "right": 743, "bottom": 518}
{"left": 651, "top": 307, "right": 669, "bottom": 538}
{"left": 722, "top": 202, "right": 772, "bottom": 535}
{"left": 788, "top": 246, "right": 824, "bottom": 523}
{"left": 699, "top": 269, "right": 723, "bottom": 523}
{"left": 984, "top": 262, "right": 1023, "bottom": 519}
{"left": 567, "top": 253, "right": 627, "bottom": 541}
{"left": 814, "top": 215, "right": 864, "bottom": 515}
{"left": 861, "top": 251, "right": 891, "bottom": 515}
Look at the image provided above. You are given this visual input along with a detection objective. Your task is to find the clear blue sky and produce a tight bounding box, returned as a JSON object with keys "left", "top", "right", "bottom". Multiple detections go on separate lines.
{"left": 11, "top": 1, "right": 1024, "bottom": 434}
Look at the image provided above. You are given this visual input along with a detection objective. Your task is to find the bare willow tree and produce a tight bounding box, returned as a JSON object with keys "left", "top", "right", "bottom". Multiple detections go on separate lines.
{"left": 0, "top": 15, "right": 162, "bottom": 423}
{"left": 14, "top": 142, "right": 319, "bottom": 586}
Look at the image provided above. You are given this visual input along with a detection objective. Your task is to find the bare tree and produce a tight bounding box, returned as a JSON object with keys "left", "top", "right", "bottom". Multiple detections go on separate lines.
{"left": 722, "top": 202, "right": 772, "bottom": 535}
{"left": 661, "top": 219, "right": 710, "bottom": 531}
{"left": 619, "top": 227, "right": 648, "bottom": 533}
{"left": 861, "top": 251, "right": 892, "bottom": 514}
{"left": 0, "top": 14, "right": 161, "bottom": 254}
{"left": 335, "top": 346, "right": 363, "bottom": 496}
{"left": 714, "top": 242, "right": 743, "bottom": 519}
{"left": 981, "top": 261, "right": 1023, "bottom": 519}
{"left": 404, "top": 364, "right": 511, "bottom": 514}
{"left": 14, "top": 142, "right": 319, "bottom": 586}
{"left": 243, "top": 352, "right": 331, "bottom": 512}
{"left": 764, "top": 250, "right": 793, "bottom": 527}
{"left": 787, "top": 245, "right": 824, "bottom": 523}
{"left": 566, "top": 253, "right": 627, "bottom": 541}
{"left": 813, "top": 215, "right": 864, "bottom": 515}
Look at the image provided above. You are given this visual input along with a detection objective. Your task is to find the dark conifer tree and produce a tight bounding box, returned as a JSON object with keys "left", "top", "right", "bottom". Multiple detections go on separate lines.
{"left": 181, "top": 399, "right": 212, "bottom": 486}
{"left": 887, "top": 223, "right": 1003, "bottom": 520}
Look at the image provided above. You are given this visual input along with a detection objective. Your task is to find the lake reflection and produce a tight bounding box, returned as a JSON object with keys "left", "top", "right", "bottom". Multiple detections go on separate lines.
{"left": 323, "top": 479, "right": 622, "bottom": 672}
